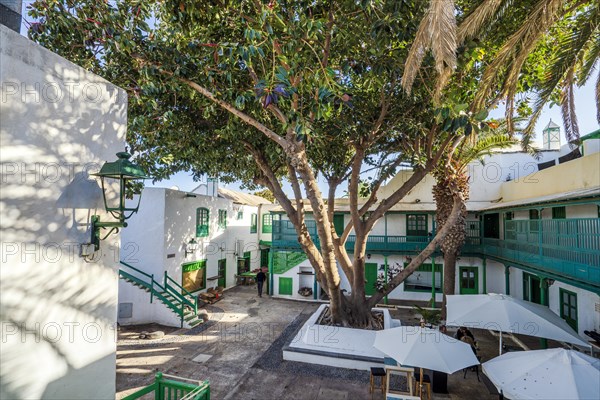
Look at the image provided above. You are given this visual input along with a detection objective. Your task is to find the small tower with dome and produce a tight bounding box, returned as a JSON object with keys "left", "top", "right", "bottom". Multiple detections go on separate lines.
{"left": 542, "top": 119, "right": 561, "bottom": 150}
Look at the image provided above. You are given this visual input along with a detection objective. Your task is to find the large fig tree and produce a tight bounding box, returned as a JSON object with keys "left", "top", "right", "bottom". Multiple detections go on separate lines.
{"left": 29, "top": 0, "right": 522, "bottom": 326}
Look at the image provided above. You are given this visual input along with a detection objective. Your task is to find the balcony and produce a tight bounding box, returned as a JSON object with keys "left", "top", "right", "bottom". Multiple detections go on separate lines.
{"left": 480, "top": 219, "right": 600, "bottom": 285}
{"left": 345, "top": 235, "right": 430, "bottom": 252}
{"left": 271, "top": 218, "right": 600, "bottom": 291}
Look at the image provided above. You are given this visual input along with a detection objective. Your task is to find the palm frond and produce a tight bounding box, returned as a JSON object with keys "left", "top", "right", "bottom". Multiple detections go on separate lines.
{"left": 523, "top": 3, "right": 599, "bottom": 138}
{"left": 596, "top": 69, "right": 600, "bottom": 124}
{"left": 505, "top": 96, "right": 515, "bottom": 136}
{"left": 431, "top": 0, "right": 458, "bottom": 76}
{"left": 402, "top": 1, "right": 458, "bottom": 95}
{"left": 561, "top": 67, "right": 580, "bottom": 143}
{"left": 434, "top": 67, "right": 453, "bottom": 105}
{"left": 473, "top": 0, "right": 565, "bottom": 111}
{"left": 402, "top": 1, "right": 433, "bottom": 94}
{"left": 576, "top": 17, "right": 599, "bottom": 84}
{"left": 457, "top": 0, "right": 508, "bottom": 44}
{"left": 458, "top": 133, "right": 518, "bottom": 171}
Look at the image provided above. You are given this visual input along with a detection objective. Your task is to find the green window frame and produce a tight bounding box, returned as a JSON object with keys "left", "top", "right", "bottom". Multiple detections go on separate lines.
{"left": 552, "top": 206, "right": 566, "bottom": 219}
{"left": 560, "top": 288, "right": 578, "bottom": 331}
{"left": 196, "top": 208, "right": 209, "bottom": 237}
{"left": 505, "top": 211, "right": 514, "bottom": 221}
{"left": 406, "top": 214, "right": 428, "bottom": 237}
{"left": 262, "top": 214, "right": 273, "bottom": 233}
{"left": 237, "top": 210, "right": 243, "bottom": 220}
{"left": 250, "top": 213, "right": 258, "bottom": 233}
{"left": 218, "top": 209, "right": 227, "bottom": 229}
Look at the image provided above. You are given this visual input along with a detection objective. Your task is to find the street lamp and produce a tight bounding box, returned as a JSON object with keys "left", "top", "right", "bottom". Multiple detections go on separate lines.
{"left": 86, "top": 152, "right": 148, "bottom": 254}
{"left": 185, "top": 238, "right": 199, "bottom": 257}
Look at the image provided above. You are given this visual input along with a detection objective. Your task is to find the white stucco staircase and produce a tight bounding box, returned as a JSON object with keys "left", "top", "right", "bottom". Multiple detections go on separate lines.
{"left": 119, "top": 261, "right": 204, "bottom": 328}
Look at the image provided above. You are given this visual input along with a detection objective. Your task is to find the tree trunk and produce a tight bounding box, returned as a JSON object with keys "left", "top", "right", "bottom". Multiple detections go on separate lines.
{"left": 442, "top": 251, "right": 457, "bottom": 315}
{"left": 433, "top": 171, "right": 469, "bottom": 320}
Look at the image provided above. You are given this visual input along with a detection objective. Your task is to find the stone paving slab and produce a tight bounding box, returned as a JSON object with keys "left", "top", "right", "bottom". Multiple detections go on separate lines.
{"left": 116, "top": 286, "right": 502, "bottom": 399}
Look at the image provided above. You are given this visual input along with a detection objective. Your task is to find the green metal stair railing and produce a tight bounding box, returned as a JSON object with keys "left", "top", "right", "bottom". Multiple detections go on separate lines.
{"left": 119, "top": 261, "right": 202, "bottom": 328}
{"left": 122, "top": 372, "right": 210, "bottom": 400}
{"left": 164, "top": 271, "right": 198, "bottom": 314}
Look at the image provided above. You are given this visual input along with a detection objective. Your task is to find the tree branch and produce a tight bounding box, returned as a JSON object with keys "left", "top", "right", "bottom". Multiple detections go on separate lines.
{"left": 146, "top": 63, "right": 291, "bottom": 149}
{"left": 368, "top": 193, "right": 464, "bottom": 307}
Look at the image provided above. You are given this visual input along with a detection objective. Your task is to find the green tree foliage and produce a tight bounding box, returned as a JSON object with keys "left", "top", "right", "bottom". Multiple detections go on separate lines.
{"left": 252, "top": 188, "right": 276, "bottom": 203}
{"left": 27, "top": 0, "right": 546, "bottom": 326}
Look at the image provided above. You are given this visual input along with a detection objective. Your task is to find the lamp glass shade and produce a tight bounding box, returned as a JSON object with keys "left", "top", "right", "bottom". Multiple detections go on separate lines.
{"left": 92, "top": 152, "right": 148, "bottom": 220}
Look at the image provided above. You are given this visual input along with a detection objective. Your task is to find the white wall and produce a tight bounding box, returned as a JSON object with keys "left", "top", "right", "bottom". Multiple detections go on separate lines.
{"left": 466, "top": 150, "right": 559, "bottom": 201}
{"left": 119, "top": 188, "right": 265, "bottom": 326}
{"left": 583, "top": 138, "right": 600, "bottom": 156}
{"left": 1, "top": 25, "right": 125, "bottom": 399}
{"left": 118, "top": 188, "right": 171, "bottom": 325}
{"left": 377, "top": 150, "right": 559, "bottom": 207}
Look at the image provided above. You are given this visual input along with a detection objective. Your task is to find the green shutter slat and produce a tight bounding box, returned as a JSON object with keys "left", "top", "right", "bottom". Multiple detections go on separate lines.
{"left": 279, "top": 277, "right": 293, "bottom": 295}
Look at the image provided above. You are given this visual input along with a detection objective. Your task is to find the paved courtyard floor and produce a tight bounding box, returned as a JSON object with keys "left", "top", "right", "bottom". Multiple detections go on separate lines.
{"left": 116, "top": 285, "right": 542, "bottom": 399}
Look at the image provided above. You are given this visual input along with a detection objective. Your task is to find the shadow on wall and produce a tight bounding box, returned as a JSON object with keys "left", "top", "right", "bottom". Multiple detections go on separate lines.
{"left": 1, "top": 25, "right": 126, "bottom": 399}
{"left": 0, "top": 261, "right": 118, "bottom": 399}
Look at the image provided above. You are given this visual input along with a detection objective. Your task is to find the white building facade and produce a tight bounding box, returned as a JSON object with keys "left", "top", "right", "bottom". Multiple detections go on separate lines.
{"left": 117, "top": 186, "right": 275, "bottom": 327}
{"left": 1, "top": 25, "right": 127, "bottom": 399}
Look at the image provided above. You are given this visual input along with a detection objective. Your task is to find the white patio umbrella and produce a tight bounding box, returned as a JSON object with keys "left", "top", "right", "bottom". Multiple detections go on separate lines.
{"left": 373, "top": 326, "right": 479, "bottom": 393}
{"left": 483, "top": 348, "right": 600, "bottom": 399}
{"left": 446, "top": 294, "right": 590, "bottom": 354}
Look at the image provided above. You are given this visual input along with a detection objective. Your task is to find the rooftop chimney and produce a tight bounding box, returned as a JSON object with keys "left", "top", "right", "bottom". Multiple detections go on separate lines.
{"left": 0, "top": 1, "right": 22, "bottom": 33}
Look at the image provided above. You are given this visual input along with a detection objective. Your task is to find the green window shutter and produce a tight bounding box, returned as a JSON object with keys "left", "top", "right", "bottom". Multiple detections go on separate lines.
{"left": 552, "top": 206, "right": 566, "bottom": 219}
{"left": 279, "top": 277, "right": 293, "bottom": 295}
{"left": 333, "top": 214, "right": 345, "bottom": 236}
{"left": 237, "top": 210, "right": 243, "bottom": 220}
{"left": 262, "top": 214, "right": 273, "bottom": 233}
{"left": 406, "top": 214, "right": 427, "bottom": 236}
{"left": 251, "top": 213, "right": 258, "bottom": 233}
{"left": 560, "top": 288, "right": 578, "bottom": 331}
{"left": 218, "top": 209, "right": 227, "bottom": 229}
{"left": 196, "top": 208, "right": 209, "bottom": 237}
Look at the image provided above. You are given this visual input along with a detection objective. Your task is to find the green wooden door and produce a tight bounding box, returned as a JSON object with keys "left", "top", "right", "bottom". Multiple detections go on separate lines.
{"left": 560, "top": 289, "right": 578, "bottom": 331}
{"left": 279, "top": 277, "right": 293, "bottom": 295}
{"left": 260, "top": 249, "right": 270, "bottom": 267}
{"left": 218, "top": 259, "right": 226, "bottom": 288}
{"left": 333, "top": 214, "right": 345, "bottom": 236}
{"left": 459, "top": 267, "right": 478, "bottom": 294}
{"left": 365, "top": 263, "right": 378, "bottom": 296}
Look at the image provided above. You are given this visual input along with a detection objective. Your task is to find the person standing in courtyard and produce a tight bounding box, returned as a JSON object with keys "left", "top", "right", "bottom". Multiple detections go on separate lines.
{"left": 256, "top": 267, "right": 267, "bottom": 297}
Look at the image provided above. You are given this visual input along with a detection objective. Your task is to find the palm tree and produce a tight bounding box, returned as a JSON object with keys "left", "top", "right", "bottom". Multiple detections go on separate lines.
{"left": 434, "top": 126, "right": 517, "bottom": 320}
{"left": 403, "top": 0, "right": 599, "bottom": 145}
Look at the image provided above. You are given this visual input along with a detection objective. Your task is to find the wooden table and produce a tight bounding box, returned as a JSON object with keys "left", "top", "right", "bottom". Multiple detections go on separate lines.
{"left": 237, "top": 272, "right": 256, "bottom": 285}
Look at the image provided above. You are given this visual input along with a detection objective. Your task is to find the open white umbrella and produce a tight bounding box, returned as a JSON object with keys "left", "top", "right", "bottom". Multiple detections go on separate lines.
{"left": 374, "top": 326, "right": 479, "bottom": 393}
{"left": 446, "top": 294, "right": 589, "bottom": 354}
{"left": 483, "top": 348, "right": 600, "bottom": 400}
